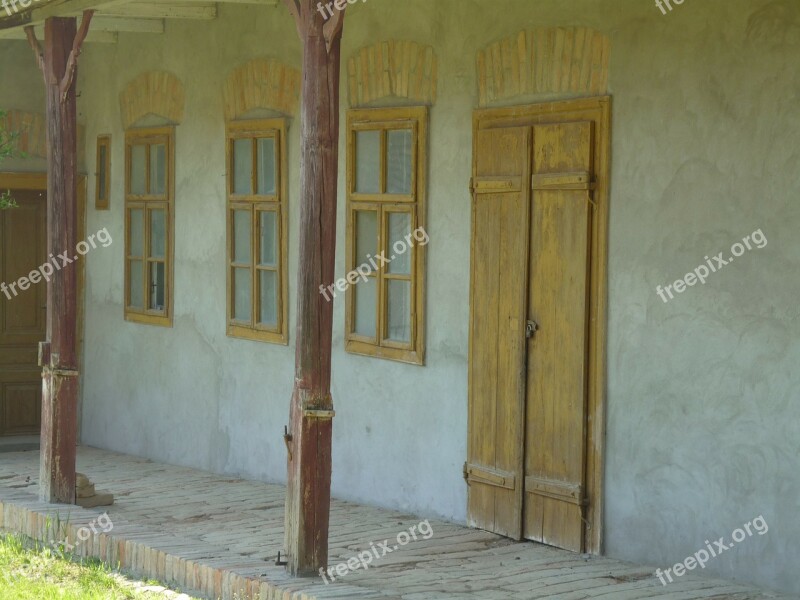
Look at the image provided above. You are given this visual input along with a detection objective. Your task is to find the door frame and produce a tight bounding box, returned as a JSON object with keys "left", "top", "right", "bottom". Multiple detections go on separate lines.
{"left": 469, "top": 96, "right": 611, "bottom": 554}
{"left": 0, "top": 171, "right": 88, "bottom": 437}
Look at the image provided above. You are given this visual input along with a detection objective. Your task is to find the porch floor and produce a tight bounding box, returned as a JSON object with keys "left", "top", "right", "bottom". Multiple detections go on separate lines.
{"left": 0, "top": 447, "right": 791, "bottom": 600}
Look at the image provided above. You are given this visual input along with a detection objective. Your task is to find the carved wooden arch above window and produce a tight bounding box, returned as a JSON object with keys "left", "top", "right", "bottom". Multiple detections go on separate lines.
{"left": 476, "top": 28, "right": 610, "bottom": 106}
{"left": 119, "top": 71, "right": 185, "bottom": 130}
{"left": 347, "top": 41, "right": 438, "bottom": 107}
{"left": 222, "top": 58, "right": 302, "bottom": 121}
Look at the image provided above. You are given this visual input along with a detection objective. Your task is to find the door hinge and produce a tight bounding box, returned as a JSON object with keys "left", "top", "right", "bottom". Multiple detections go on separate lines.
{"left": 462, "top": 461, "right": 469, "bottom": 485}
{"left": 469, "top": 177, "right": 474, "bottom": 194}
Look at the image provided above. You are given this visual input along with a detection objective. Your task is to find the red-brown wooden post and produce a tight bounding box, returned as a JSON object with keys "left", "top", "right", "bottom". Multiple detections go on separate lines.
{"left": 281, "top": 0, "right": 346, "bottom": 576}
{"left": 25, "top": 12, "right": 93, "bottom": 505}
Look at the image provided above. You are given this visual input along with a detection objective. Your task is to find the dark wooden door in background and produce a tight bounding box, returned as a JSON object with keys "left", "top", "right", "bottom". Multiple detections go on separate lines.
{"left": 0, "top": 188, "right": 46, "bottom": 436}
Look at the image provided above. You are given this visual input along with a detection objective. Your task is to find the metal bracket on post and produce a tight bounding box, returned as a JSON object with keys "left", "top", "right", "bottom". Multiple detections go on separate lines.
{"left": 302, "top": 409, "right": 335, "bottom": 419}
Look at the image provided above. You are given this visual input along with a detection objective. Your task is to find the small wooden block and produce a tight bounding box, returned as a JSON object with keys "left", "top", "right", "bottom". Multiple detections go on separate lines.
{"left": 77, "top": 483, "right": 96, "bottom": 498}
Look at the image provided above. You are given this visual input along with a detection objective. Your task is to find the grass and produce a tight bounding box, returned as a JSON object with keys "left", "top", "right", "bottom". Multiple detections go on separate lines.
{"left": 0, "top": 532, "right": 200, "bottom": 599}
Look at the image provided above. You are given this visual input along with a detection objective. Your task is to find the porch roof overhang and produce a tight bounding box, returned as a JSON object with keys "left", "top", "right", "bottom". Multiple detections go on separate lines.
{"left": 0, "top": 0, "right": 279, "bottom": 43}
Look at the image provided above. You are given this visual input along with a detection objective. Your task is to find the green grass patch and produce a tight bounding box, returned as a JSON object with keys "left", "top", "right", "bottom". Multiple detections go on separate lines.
{"left": 0, "top": 532, "right": 198, "bottom": 599}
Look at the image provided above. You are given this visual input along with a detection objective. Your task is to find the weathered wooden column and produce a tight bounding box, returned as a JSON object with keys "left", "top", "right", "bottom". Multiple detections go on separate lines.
{"left": 25, "top": 12, "right": 93, "bottom": 504}
{"left": 281, "top": 0, "right": 346, "bottom": 576}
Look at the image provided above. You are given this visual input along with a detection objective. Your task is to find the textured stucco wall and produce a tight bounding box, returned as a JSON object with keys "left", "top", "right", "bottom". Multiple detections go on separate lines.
{"left": 1, "top": 0, "right": 798, "bottom": 594}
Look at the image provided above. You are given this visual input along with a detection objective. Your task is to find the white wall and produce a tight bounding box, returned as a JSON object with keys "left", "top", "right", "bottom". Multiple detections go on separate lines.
{"left": 3, "top": 0, "right": 798, "bottom": 594}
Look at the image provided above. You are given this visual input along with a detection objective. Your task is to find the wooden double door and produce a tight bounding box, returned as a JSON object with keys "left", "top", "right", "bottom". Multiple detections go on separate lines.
{"left": 466, "top": 98, "right": 609, "bottom": 553}
{"left": 0, "top": 187, "right": 47, "bottom": 436}
{"left": 0, "top": 174, "right": 85, "bottom": 438}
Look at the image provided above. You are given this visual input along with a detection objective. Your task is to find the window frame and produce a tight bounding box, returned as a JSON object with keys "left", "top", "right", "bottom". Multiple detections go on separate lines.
{"left": 95, "top": 134, "right": 111, "bottom": 210}
{"left": 225, "top": 119, "right": 289, "bottom": 345}
{"left": 124, "top": 126, "right": 175, "bottom": 327}
{"left": 345, "top": 106, "right": 427, "bottom": 365}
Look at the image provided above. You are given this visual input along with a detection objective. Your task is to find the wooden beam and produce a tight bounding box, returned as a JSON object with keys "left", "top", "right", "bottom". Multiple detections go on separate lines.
{"left": 0, "top": 25, "right": 116, "bottom": 41}
{"left": 282, "top": 0, "right": 346, "bottom": 578}
{"left": 97, "top": 2, "right": 216, "bottom": 19}
{"left": 25, "top": 9, "right": 93, "bottom": 506}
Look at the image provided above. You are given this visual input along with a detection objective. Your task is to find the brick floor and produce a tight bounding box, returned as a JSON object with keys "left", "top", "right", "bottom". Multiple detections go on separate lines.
{"left": 0, "top": 446, "right": 793, "bottom": 600}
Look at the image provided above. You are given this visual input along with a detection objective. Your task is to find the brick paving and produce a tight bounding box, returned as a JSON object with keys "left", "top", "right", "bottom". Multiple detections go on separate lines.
{"left": 0, "top": 446, "right": 793, "bottom": 600}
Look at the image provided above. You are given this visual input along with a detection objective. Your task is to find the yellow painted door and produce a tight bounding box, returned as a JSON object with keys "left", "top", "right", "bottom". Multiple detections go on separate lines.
{"left": 466, "top": 126, "right": 531, "bottom": 538}
{"left": 0, "top": 189, "right": 46, "bottom": 436}
{"left": 523, "top": 121, "right": 594, "bottom": 551}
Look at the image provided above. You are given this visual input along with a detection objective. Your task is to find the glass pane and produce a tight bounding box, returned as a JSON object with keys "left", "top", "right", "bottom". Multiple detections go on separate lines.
{"left": 130, "top": 144, "right": 146, "bottom": 195}
{"left": 257, "top": 138, "right": 276, "bottom": 195}
{"left": 354, "top": 276, "right": 377, "bottom": 338}
{"left": 387, "top": 129, "right": 412, "bottom": 194}
{"left": 129, "top": 209, "right": 144, "bottom": 256}
{"left": 259, "top": 270, "right": 278, "bottom": 327}
{"left": 355, "top": 210, "right": 377, "bottom": 272}
{"left": 150, "top": 144, "right": 166, "bottom": 196}
{"left": 233, "top": 267, "right": 251, "bottom": 321}
{"left": 355, "top": 130, "right": 380, "bottom": 194}
{"left": 128, "top": 260, "right": 143, "bottom": 309}
{"left": 98, "top": 145, "right": 107, "bottom": 201}
{"left": 149, "top": 262, "right": 166, "bottom": 311}
{"left": 259, "top": 211, "right": 277, "bottom": 267}
{"left": 233, "top": 138, "right": 252, "bottom": 195}
{"left": 150, "top": 209, "right": 166, "bottom": 259}
{"left": 233, "top": 210, "right": 251, "bottom": 264}
{"left": 386, "top": 212, "right": 411, "bottom": 274}
{"left": 386, "top": 279, "right": 411, "bottom": 343}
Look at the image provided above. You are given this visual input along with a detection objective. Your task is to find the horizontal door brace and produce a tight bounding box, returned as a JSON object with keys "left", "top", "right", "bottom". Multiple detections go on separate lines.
{"left": 525, "top": 475, "right": 587, "bottom": 506}
{"left": 471, "top": 176, "right": 523, "bottom": 194}
{"left": 464, "top": 463, "right": 516, "bottom": 490}
{"left": 532, "top": 171, "right": 595, "bottom": 191}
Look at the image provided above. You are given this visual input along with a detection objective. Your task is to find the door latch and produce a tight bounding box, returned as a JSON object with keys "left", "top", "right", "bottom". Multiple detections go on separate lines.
{"left": 526, "top": 320, "right": 538, "bottom": 339}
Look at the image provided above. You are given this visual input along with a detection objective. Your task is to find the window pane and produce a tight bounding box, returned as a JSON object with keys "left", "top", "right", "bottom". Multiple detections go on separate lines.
{"left": 129, "top": 260, "right": 143, "bottom": 309}
{"left": 233, "top": 267, "right": 251, "bottom": 321}
{"left": 150, "top": 144, "right": 166, "bottom": 196}
{"left": 259, "top": 211, "right": 277, "bottom": 267}
{"left": 259, "top": 270, "right": 278, "bottom": 327}
{"left": 386, "top": 279, "right": 411, "bottom": 343}
{"left": 129, "top": 209, "right": 144, "bottom": 256}
{"left": 149, "top": 262, "right": 166, "bottom": 311}
{"left": 257, "top": 138, "right": 276, "bottom": 195}
{"left": 355, "top": 210, "right": 377, "bottom": 272}
{"left": 233, "top": 210, "right": 251, "bottom": 264}
{"left": 98, "top": 145, "right": 107, "bottom": 201}
{"left": 130, "top": 144, "right": 146, "bottom": 195}
{"left": 355, "top": 130, "right": 380, "bottom": 194}
{"left": 354, "top": 276, "right": 377, "bottom": 338}
{"left": 233, "top": 138, "right": 252, "bottom": 195}
{"left": 150, "top": 209, "right": 166, "bottom": 259}
{"left": 387, "top": 129, "right": 412, "bottom": 194}
{"left": 386, "top": 212, "right": 411, "bottom": 275}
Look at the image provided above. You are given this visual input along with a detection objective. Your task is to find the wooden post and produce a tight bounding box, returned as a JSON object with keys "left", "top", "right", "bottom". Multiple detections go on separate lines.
{"left": 25, "top": 12, "right": 93, "bottom": 505}
{"left": 281, "top": 0, "right": 346, "bottom": 576}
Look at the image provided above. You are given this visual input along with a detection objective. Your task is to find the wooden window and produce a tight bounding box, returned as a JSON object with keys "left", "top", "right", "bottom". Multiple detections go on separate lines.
{"left": 95, "top": 135, "right": 111, "bottom": 210}
{"left": 124, "top": 127, "right": 174, "bottom": 327}
{"left": 345, "top": 107, "right": 427, "bottom": 365}
{"left": 225, "top": 119, "right": 288, "bottom": 344}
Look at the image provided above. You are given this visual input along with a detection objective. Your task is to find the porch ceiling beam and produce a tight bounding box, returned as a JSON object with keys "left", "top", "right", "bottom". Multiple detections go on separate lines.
{"left": 0, "top": 0, "right": 130, "bottom": 31}
{"left": 87, "top": 16, "right": 164, "bottom": 32}
{"left": 0, "top": 25, "right": 117, "bottom": 41}
{"left": 96, "top": 2, "right": 216, "bottom": 19}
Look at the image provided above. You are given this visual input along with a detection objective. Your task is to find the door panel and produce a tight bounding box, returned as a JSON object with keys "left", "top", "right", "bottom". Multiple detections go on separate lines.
{"left": 523, "top": 121, "right": 594, "bottom": 551}
{"left": 0, "top": 189, "right": 46, "bottom": 436}
{"left": 466, "top": 127, "right": 530, "bottom": 538}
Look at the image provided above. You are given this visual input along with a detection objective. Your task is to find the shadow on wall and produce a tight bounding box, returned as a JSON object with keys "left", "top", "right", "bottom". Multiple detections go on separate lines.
{"left": 746, "top": 1, "right": 800, "bottom": 48}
